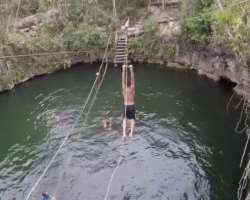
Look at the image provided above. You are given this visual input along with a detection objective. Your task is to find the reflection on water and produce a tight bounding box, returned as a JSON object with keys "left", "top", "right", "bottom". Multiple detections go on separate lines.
{"left": 0, "top": 64, "right": 243, "bottom": 200}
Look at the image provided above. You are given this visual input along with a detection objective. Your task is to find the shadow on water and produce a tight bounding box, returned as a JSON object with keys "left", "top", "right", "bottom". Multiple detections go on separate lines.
{"left": 0, "top": 63, "right": 245, "bottom": 200}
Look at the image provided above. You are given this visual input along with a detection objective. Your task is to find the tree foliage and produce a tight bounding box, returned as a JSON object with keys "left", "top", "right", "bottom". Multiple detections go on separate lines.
{"left": 0, "top": 0, "right": 149, "bottom": 87}
{"left": 211, "top": 0, "right": 250, "bottom": 65}
{"left": 182, "top": 0, "right": 213, "bottom": 44}
{"left": 182, "top": 0, "right": 250, "bottom": 66}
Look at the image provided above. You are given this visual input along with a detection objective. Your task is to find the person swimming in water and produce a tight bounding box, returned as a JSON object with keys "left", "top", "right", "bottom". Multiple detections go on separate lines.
{"left": 122, "top": 64, "right": 135, "bottom": 137}
{"left": 102, "top": 118, "right": 112, "bottom": 130}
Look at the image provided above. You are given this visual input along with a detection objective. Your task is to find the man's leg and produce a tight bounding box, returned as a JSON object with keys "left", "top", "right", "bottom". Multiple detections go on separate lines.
{"left": 129, "top": 119, "right": 135, "bottom": 137}
{"left": 123, "top": 118, "right": 127, "bottom": 137}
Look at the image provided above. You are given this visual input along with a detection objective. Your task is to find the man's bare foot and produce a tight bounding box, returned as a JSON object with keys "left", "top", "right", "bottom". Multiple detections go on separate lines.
{"left": 129, "top": 133, "right": 133, "bottom": 137}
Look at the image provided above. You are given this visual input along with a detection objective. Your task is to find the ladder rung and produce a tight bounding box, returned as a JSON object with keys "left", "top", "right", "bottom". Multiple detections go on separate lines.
{"left": 115, "top": 55, "right": 126, "bottom": 57}
{"left": 116, "top": 44, "right": 126, "bottom": 46}
{"left": 115, "top": 57, "right": 127, "bottom": 60}
{"left": 116, "top": 48, "right": 126, "bottom": 51}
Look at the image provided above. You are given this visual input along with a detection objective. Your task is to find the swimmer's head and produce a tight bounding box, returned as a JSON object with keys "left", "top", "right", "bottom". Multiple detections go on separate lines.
{"left": 102, "top": 118, "right": 112, "bottom": 129}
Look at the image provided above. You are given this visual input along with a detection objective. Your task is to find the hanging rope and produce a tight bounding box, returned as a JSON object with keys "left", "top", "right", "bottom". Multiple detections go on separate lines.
{"left": 0, "top": 50, "right": 89, "bottom": 60}
{"left": 124, "top": 65, "right": 128, "bottom": 130}
{"left": 235, "top": 96, "right": 249, "bottom": 134}
{"left": 104, "top": 156, "right": 123, "bottom": 200}
{"left": 24, "top": 72, "right": 99, "bottom": 200}
{"left": 238, "top": 156, "right": 250, "bottom": 200}
{"left": 24, "top": 33, "right": 113, "bottom": 200}
{"left": 123, "top": 29, "right": 129, "bottom": 136}
{"left": 240, "top": 129, "right": 250, "bottom": 167}
{"left": 83, "top": 34, "right": 112, "bottom": 124}
{"left": 236, "top": 92, "right": 250, "bottom": 200}
{"left": 48, "top": 33, "right": 113, "bottom": 198}
{"left": 226, "top": 92, "right": 236, "bottom": 112}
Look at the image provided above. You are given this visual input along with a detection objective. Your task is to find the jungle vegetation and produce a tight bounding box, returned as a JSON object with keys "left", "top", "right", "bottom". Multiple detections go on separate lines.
{"left": 0, "top": 0, "right": 249, "bottom": 87}
{"left": 182, "top": 0, "right": 250, "bottom": 66}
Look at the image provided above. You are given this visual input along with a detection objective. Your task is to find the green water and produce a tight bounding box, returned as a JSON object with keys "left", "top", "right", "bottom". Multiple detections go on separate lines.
{"left": 0, "top": 64, "right": 244, "bottom": 200}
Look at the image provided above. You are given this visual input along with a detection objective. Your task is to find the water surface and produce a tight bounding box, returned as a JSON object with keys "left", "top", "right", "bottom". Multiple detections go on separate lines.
{"left": 0, "top": 64, "right": 244, "bottom": 200}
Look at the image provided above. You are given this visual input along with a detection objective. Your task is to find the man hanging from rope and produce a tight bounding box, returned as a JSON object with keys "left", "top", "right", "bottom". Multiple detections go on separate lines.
{"left": 122, "top": 64, "right": 135, "bottom": 137}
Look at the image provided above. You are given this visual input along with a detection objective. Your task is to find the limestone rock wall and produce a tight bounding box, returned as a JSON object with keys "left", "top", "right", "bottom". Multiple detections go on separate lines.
{"left": 175, "top": 45, "right": 250, "bottom": 101}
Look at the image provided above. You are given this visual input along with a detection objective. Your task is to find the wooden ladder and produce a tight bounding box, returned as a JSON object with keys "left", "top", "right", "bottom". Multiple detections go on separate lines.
{"left": 149, "top": 0, "right": 180, "bottom": 8}
{"left": 150, "top": 0, "right": 166, "bottom": 9}
{"left": 114, "top": 33, "right": 128, "bottom": 66}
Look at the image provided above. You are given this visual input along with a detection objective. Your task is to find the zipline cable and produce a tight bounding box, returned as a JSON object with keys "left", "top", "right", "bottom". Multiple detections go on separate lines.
{"left": 24, "top": 33, "right": 113, "bottom": 200}
{"left": 104, "top": 156, "right": 123, "bottom": 200}
{"left": 238, "top": 156, "right": 250, "bottom": 200}
{"left": 24, "top": 73, "right": 98, "bottom": 200}
{"left": 0, "top": 50, "right": 89, "bottom": 60}
{"left": 240, "top": 129, "right": 250, "bottom": 168}
{"left": 49, "top": 33, "right": 113, "bottom": 198}
{"left": 83, "top": 34, "right": 112, "bottom": 124}
{"left": 235, "top": 97, "right": 248, "bottom": 134}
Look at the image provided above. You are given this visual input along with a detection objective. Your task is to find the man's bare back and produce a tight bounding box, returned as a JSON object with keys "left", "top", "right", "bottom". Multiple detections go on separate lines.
{"left": 123, "top": 87, "right": 135, "bottom": 105}
{"left": 122, "top": 65, "right": 135, "bottom": 137}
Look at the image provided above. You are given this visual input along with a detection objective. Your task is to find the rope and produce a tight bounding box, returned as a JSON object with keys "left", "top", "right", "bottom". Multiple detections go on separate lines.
{"left": 103, "top": 136, "right": 128, "bottom": 200}
{"left": 83, "top": 61, "right": 109, "bottom": 123}
{"left": 104, "top": 156, "right": 123, "bottom": 200}
{"left": 47, "top": 33, "right": 112, "bottom": 198}
{"left": 235, "top": 96, "right": 248, "bottom": 134}
{"left": 83, "top": 34, "right": 112, "bottom": 124}
{"left": 124, "top": 64, "right": 128, "bottom": 126}
{"left": 235, "top": 96, "right": 244, "bottom": 110}
{"left": 238, "top": 157, "right": 250, "bottom": 200}
{"left": 240, "top": 129, "right": 250, "bottom": 167}
{"left": 24, "top": 33, "right": 113, "bottom": 200}
{"left": 0, "top": 50, "right": 89, "bottom": 60}
{"left": 237, "top": 94, "right": 250, "bottom": 200}
{"left": 123, "top": 31, "right": 129, "bottom": 136}
{"left": 226, "top": 92, "right": 235, "bottom": 112}
{"left": 24, "top": 73, "right": 99, "bottom": 200}
{"left": 233, "top": 88, "right": 250, "bottom": 200}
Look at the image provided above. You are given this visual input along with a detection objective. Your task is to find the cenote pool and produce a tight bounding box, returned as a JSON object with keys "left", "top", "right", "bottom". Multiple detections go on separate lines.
{"left": 0, "top": 64, "right": 244, "bottom": 200}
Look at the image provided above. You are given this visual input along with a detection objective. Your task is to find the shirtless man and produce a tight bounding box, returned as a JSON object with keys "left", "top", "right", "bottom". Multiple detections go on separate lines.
{"left": 122, "top": 64, "right": 135, "bottom": 137}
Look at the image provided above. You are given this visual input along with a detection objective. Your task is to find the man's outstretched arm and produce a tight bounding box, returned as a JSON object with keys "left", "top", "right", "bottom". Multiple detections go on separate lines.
{"left": 122, "top": 65, "right": 126, "bottom": 92}
{"left": 129, "top": 65, "right": 135, "bottom": 89}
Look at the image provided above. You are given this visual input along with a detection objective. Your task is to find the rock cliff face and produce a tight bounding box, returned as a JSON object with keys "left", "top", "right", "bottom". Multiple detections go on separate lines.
{"left": 149, "top": 2, "right": 250, "bottom": 101}
{"left": 13, "top": 9, "right": 60, "bottom": 34}
{"left": 149, "top": 4, "right": 181, "bottom": 42}
{"left": 174, "top": 46, "right": 250, "bottom": 100}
